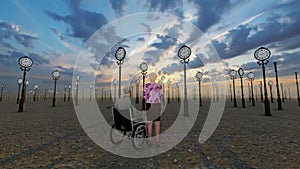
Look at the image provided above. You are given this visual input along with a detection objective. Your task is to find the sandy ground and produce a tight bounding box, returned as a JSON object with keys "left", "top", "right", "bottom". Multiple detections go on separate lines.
{"left": 0, "top": 97, "right": 299, "bottom": 169}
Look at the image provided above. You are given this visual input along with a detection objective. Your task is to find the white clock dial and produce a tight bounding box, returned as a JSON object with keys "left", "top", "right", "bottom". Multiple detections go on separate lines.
{"left": 268, "top": 80, "right": 273, "bottom": 86}
{"left": 238, "top": 68, "right": 244, "bottom": 76}
{"left": 140, "top": 62, "right": 148, "bottom": 72}
{"left": 229, "top": 69, "right": 237, "bottom": 77}
{"left": 196, "top": 72, "right": 203, "bottom": 79}
{"left": 17, "top": 78, "right": 23, "bottom": 84}
{"left": 247, "top": 72, "right": 255, "bottom": 79}
{"left": 254, "top": 47, "right": 271, "bottom": 61}
{"left": 52, "top": 70, "right": 60, "bottom": 79}
{"left": 178, "top": 45, "right": 191, "bottom": 59}
{"left": 18, "top": 56, "right": 33, "bottom": 68}
{"left": 115, "top": 47, "right": 126, "bottom": 61}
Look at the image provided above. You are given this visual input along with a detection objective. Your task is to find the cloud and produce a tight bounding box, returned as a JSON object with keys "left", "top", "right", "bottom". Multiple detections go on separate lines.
{"left": 150, "top": 34, "right": 177, "bottom": 50}
{"left": 143, "top": 50, "right": 162, "bottom": 66}
{"left": 211, "top": 2, "right": 300, "bottom": 60}
{"left": 137, "top": 37, "right": 145, "bottom": 42}
{"left": 29, "top": 52, "right": 50, "bottom": 65}
{"left": 143, "top": 0, "right": 184, "bottom": 17}
{"left": 188, "top": 55, "right": 204, "bottom": 69}
{"left": 161, "top": 63, "right": 181, "bottom": 75}
{"left": 45, "top": 0, "right": 108, "bottom": 42}
{"left": 269, "top": 35, "right": 300, "bottom": 52}
{"left": 0, "top": 21, "right": 38, "bottom": 48}
{"left": 188, "top": 0, "right": 231, "bottom": 32}
{"left": 109, "top": 0, "right": 128, "bottom": 16}
{"left": 54, "top": 65, "right": 74, "bottom": 77}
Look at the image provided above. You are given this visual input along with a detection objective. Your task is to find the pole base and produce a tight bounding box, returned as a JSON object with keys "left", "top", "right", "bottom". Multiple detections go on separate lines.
{"left": 264, "top": 99, "right": 272, "bottom": 116}
{"left": 183, "top": 98, "right": 189, "bottom": 116}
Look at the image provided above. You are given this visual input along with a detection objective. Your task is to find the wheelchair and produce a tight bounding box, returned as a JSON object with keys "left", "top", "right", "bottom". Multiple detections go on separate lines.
{"left": 110, "top": 105, "right": 147, "bottom": 149}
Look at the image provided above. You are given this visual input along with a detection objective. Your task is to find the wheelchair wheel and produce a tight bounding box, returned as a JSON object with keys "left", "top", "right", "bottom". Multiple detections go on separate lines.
{"left": 110, "top": 124, "right": 125, "bottom": 144}
{"left": 132, "top": 124, "right": 146, "bottom": 149}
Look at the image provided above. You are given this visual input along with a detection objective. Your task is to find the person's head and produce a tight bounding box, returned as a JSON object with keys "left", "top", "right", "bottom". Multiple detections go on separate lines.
{"left": 148, "top": 72, "right": 158, "bottom": 82}
{"left": 123, "top": 87, "right": 130, "bottom": 95}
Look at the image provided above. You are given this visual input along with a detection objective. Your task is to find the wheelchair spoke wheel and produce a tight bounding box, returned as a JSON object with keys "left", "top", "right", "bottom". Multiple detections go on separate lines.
{"left": 110, "top": 124, "right": 125, "bottom": 144}
{"left": 132, "top": 124, "right": 146, "bottom": 149}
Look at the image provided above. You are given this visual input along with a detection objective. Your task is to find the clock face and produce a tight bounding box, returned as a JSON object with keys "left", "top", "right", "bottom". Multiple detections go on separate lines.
{"left": 268, "top": 80, "right": 273, "bottom": 86}
{"left": 254, "top": 47, "right": 271, "bottom": 61}
{"left": 140, "top": 62, "right": 148, "bottom": 72}
{"left": 18, "top": 56, "right": 33, "bottom": 68}
{"left": 196, "top": 72, "right": 203, "bottom": 79}
{"left": 178, "top": 45, "right": 191, "bottom": 59}
{"left": 17, "top": 78, "right": 23, "bottom": 84}
{"left": 76, "top": 74, "right": 80, "bottom": 81}
{"left": 238, "top": 68, "right": 244, "bottom": 76}
{"left": 52, "top": 70, "right": 60, "bottom": 79}
{"left": 115, "top": 47, "right": 126, "bottom": 61}
{"left": 113, "top": 79, "right": 118, "bottom": 84}
{"left": 247, "top": 72, "right": 255, "bottom": 79}
{"left": 229, "top": 70, "right": 237, "bottom": 77}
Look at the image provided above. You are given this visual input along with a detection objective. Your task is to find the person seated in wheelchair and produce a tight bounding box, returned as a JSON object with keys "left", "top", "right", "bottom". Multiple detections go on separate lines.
{"left": 113, "top": 87, "right": 145, "bottom": 133}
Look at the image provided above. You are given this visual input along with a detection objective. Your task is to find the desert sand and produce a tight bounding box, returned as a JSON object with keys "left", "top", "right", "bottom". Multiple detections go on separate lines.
{"left": 0, "top": 98, "right": 299, "bottom": 169}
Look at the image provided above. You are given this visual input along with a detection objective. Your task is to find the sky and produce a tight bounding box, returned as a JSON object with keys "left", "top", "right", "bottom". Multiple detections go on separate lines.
{"left": 0, "top": 0, "right": 300, "bottom": 98}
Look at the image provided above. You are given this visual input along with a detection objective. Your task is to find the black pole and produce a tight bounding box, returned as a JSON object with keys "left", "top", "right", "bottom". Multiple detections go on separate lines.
{"left": 240, "top": 77, "right": 245, "bottom": 108}
{"left": 37, "top": 88, "right": 40, "bottom": 101}
{"left": 89, "top": 86, "right": 92, "bottom": 102}
{"left": 167, "top": 84, "right": 170, "bottom": 104}
{"left": 75, "top": 83, "right": 79, "bottom": 105}
{"left": 295, "top": 72, "right": 300, "bottom": 106}
{"left": 142, "top": 74, "right": 146, "bottom": 110}
{"left": 260, "top": 81, "right": 263, "bottom": 103}
{"left": 273, "top": 62, "right": 282, "bottom": 109}
{"left": 52, "top": 79, "right": 57, "bottom": 107}
{"left": 288, "top": 88, "right": 291, "bottom": 100}
{"left": 0, "top": 84, "right": 3, "bottom": 102}
{"left": 118, "top": 62, "right": 122, "bottom": 98}
{"left": 229, "top": 84, "right": 232, "bottom": 102}
{"left": 17, "top": 83, "right": 21, "bottom": 104}
{"left": 198, "top": 80, "right": 202, "bottom": 107}
{"left": 135, "top": 83, "right": 139, "bottom": 104}
{"left": 248, "top": 82, "right": 251, "bottom": 102}
{"left": 232, "top": 78, "right": 237, "bottom": 107}
{"left": 68, "top": 87, "right": 71, "bottom": 102}
{"left": 269, "top": 86, "right": 274, "bottom": 103}
{"left": 33, "top": 88, "right": 37, "bottom": 101}
{"left": 281, "top": 84, "right": 285, "bottom": 103}
{"left": 18, "top": 69, "right": 27, "bottom": 112}
{"left": 101, "top": 87, "right": 103, "bottom": 101}
{"left": 183, "top": 61, "right": 189, "bottom": 116}
{"left": 261, "top": 61, "right": 271, "bottom": 116}
{"left": 172, "top": 87, "right": 174, "bottom": 101}
{"left": 64, "top": 86, "right": 67, "bottom": 102}
{"left": 255, "top": 87, "right": 258, "bottom": 101}
{"left": 114, "top": 83, "right": 117, "bottom": 101}
{"left": 251, "top": 80, "right": 255, "bottom": 106}
{"left": 216, "top": 85, "right": 219, "bottom": 102}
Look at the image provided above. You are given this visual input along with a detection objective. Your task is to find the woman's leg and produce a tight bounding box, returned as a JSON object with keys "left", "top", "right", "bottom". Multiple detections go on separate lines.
{"left": 154, "top": 121, "right": 160, "bottom": 143}
{"left": 147, "top": 121, "right": 153, "bottom": 142}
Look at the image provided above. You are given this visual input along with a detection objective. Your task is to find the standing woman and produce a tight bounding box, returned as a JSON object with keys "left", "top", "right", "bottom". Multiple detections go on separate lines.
{"left": 143, "top": 72, "right": 163, "bottom": 146}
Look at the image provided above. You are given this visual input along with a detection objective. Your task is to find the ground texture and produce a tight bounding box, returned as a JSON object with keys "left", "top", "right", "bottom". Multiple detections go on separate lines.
{"left": 0, "top": 98, "right": 299, "bottom": 169}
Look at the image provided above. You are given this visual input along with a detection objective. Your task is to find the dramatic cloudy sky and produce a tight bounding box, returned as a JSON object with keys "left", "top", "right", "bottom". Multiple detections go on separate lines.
{"left": 0, "top": 0, "right": 299, "bottom": 98}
